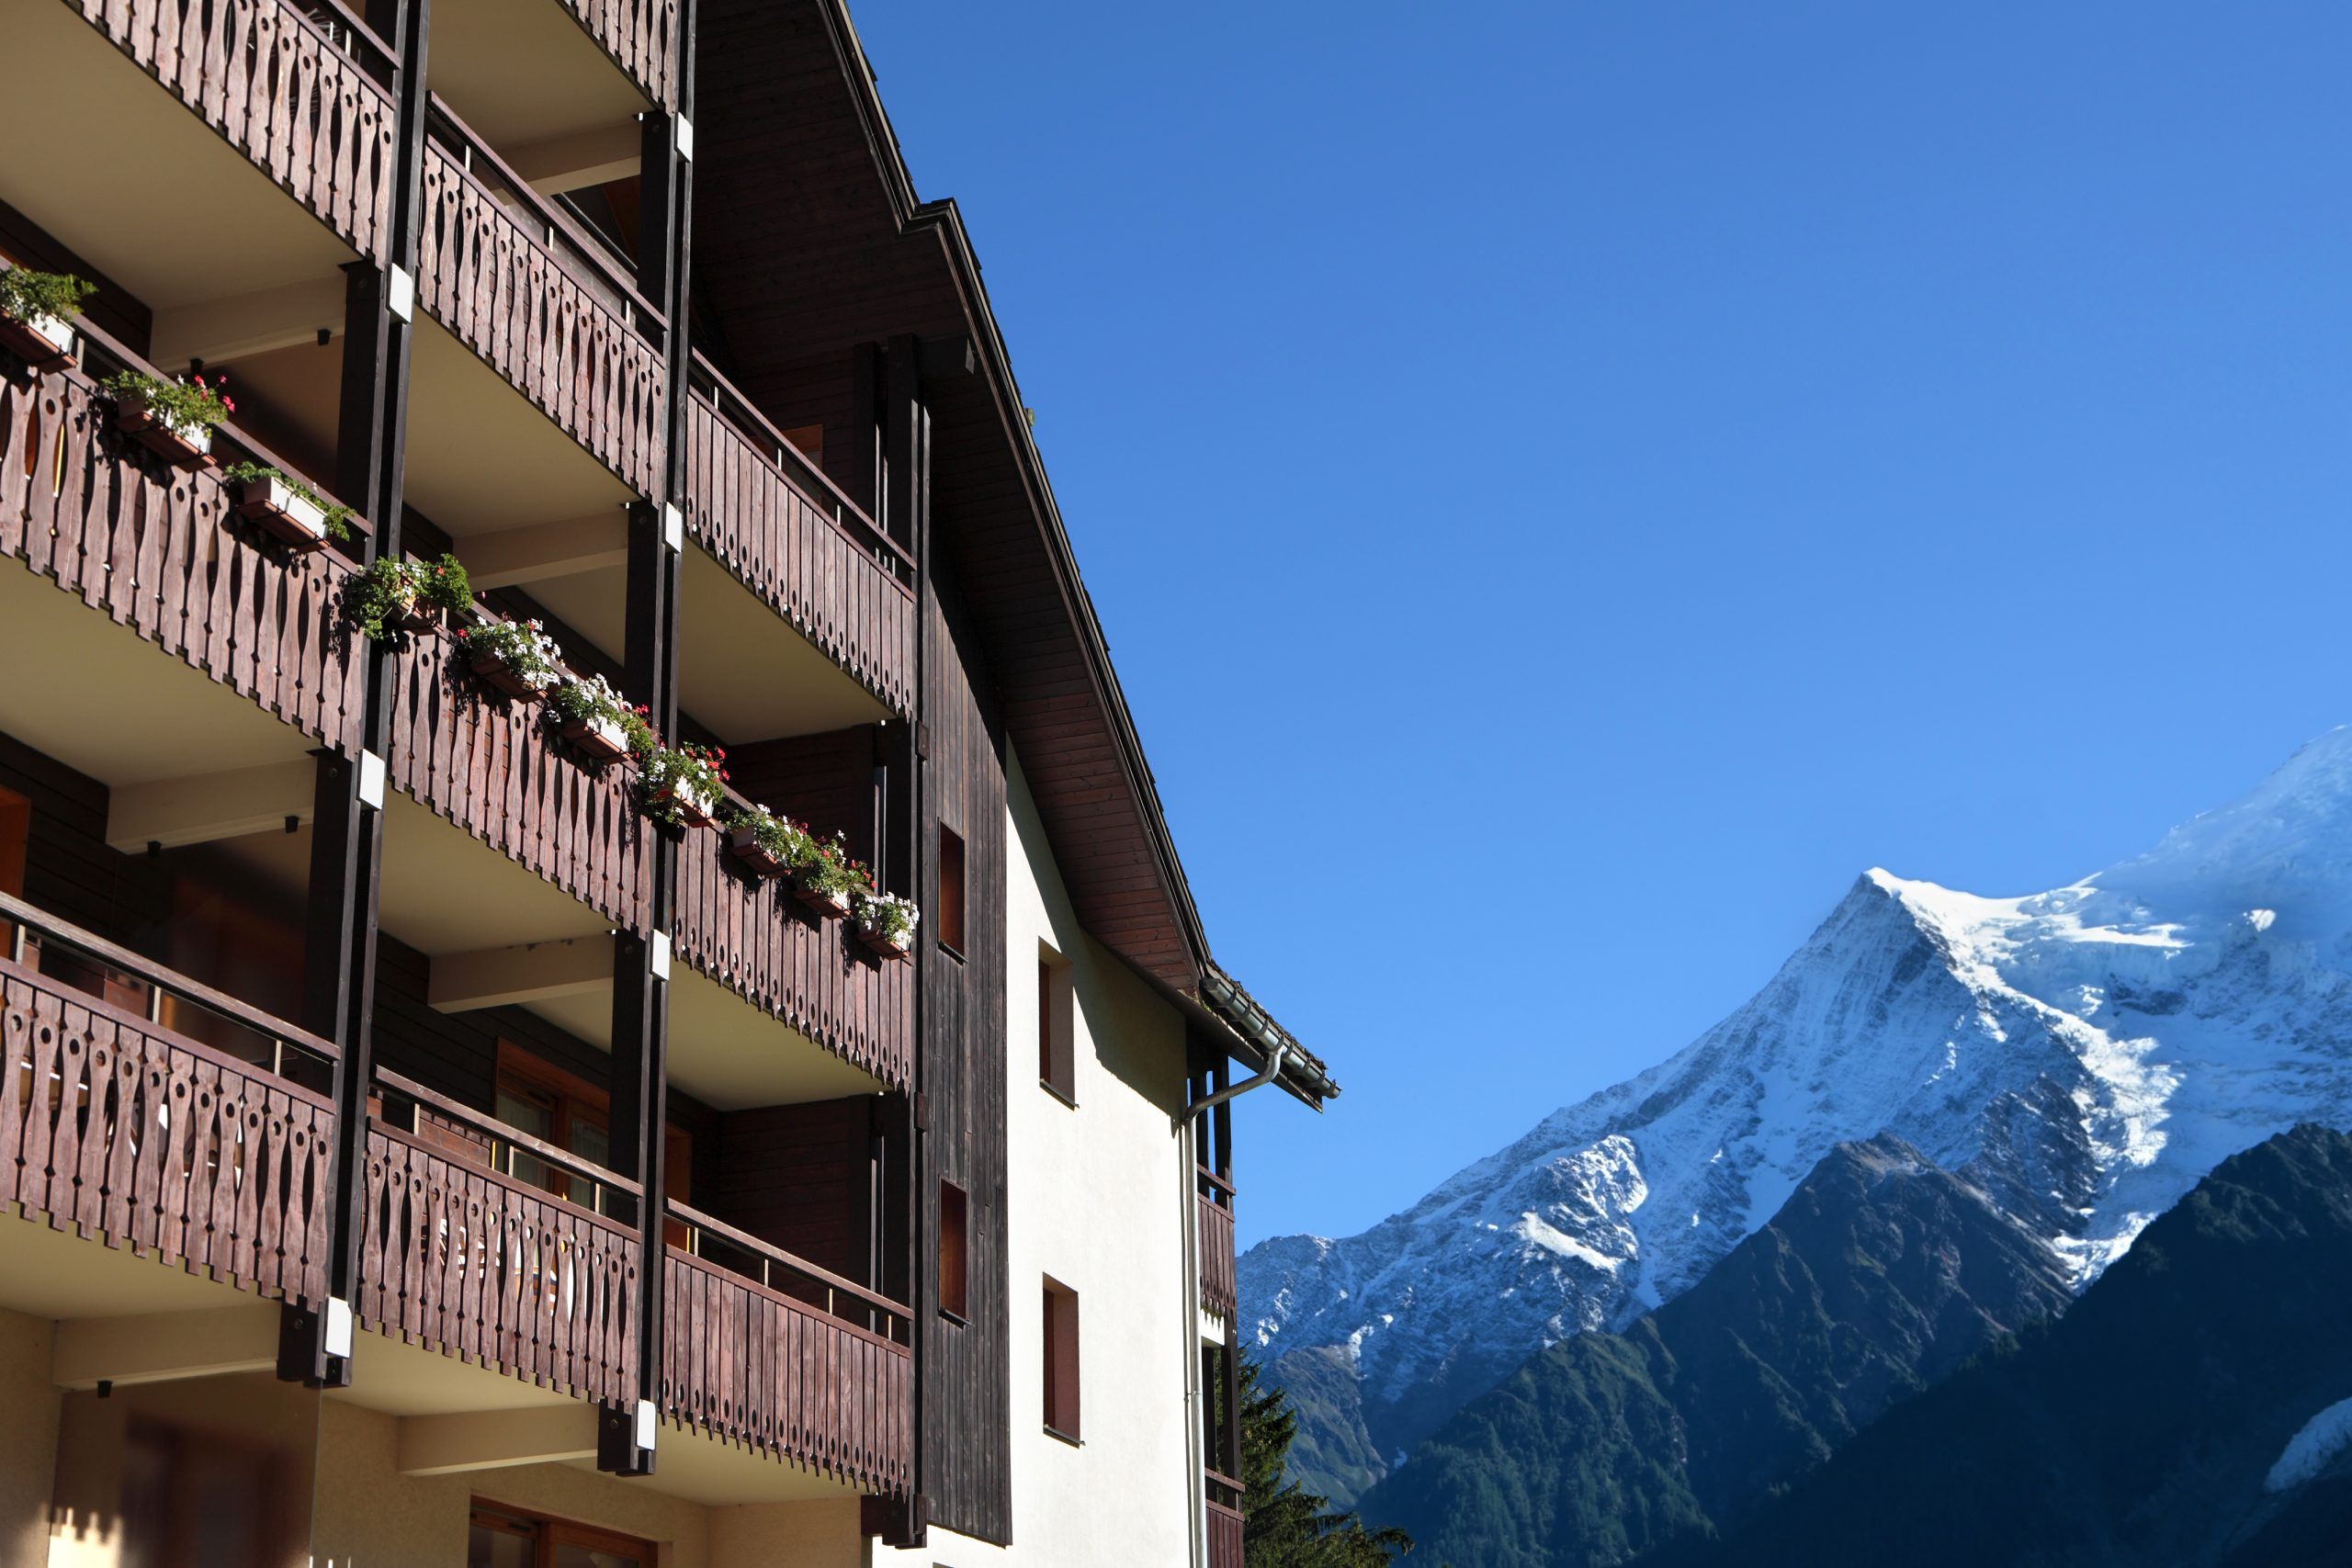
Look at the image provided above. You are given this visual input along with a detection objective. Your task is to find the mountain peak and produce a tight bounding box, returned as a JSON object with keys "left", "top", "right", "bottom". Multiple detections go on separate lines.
{"left": 1247, "top": 727, "right": 2352, "bottom": 1508}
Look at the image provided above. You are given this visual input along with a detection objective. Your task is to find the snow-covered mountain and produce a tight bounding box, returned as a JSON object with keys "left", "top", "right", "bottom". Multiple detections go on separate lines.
{"left": 1245, "top": 728, "right": 2352, "bottom": 1502}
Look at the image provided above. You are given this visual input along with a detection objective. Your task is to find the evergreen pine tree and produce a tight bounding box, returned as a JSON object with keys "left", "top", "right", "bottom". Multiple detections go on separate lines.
{"left": 1239, "top": 1352, "right": 1413, "bottom": 1566}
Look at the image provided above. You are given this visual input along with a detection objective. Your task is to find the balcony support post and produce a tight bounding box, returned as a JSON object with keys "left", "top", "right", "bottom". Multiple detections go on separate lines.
{"left": 278, "top": 0, "right": 433, "bottom": 1392}
{"left": 862, "top": 333, "right": 933, "bottom": 1551}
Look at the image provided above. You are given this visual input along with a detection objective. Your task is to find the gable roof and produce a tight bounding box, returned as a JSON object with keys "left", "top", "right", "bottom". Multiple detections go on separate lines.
{"left": 693, "top": 0, "right": 1334, "bottom": 1106}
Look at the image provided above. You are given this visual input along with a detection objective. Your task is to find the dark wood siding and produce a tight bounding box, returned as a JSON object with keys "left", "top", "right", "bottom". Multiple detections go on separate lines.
{"left": 919, "top": 564, "right": 1011, "bottom": 1542}
{"left": 709, "top": 1095, "right": 876, "bottom": 1287}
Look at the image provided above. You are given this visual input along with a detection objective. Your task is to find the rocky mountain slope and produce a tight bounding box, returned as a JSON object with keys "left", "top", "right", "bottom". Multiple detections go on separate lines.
{"left": 1665, "top": 1124, "right": 2352, "bottom": 1568}
{"left": 1247, "top": 728, "right": 2352, "bottom": 1503}
{"left": 1360, "top": 1134, "right": 2073, "bottom": 1566}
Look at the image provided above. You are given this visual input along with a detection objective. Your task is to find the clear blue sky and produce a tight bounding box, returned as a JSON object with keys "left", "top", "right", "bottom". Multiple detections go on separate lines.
{"left": 849, "top": 2, "right": 2352, "bottom": 1247}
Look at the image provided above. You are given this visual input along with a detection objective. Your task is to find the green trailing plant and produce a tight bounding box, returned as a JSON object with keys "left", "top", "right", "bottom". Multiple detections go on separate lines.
{"left": 456, "top": 615, "right": 563, "bottom": 691}
{"left": 347, "top": 552, "right": 470, "bottom": 641}
{"left": 726, "top": 804, "right": 819, "bottom": 870}
{"left": 547, "top": 674, "right": 654, "bottom": 750}
{"left": 220, "top": 461, "right": 353, "bottom": 543}
{"left": 100, "top": 368, "right": 233, "bottom": 432}
{"left": 793, "top": 829, "right": 869, "bottom": 901}
{"left": 640, "top": 740, "right": 729, "bottom": 828}
{"left": 852, "top": 888, "right": 920, "bottom": 949}
{"left": 0, "top": 267, "right": 96, "bottom": 325}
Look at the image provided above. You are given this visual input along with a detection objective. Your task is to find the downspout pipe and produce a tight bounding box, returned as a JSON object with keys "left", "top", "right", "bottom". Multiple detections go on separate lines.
{"left": 1185, "top": 1042, "right": 1290, "bottom": 1122}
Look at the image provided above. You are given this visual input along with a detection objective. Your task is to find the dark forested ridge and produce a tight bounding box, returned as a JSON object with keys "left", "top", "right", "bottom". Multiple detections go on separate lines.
{"left": 1664, "top": 1123, "right": 2352, "bottom": 1568}
{"left": 1361, "top": 1134, "right": 2073, "bottom": 1566}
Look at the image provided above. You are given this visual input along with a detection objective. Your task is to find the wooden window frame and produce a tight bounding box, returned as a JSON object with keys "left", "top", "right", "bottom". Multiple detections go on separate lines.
{"left": 494, "top": 1042, "right": 693, "bottom": 1207}
{"left": 1043, "top": 1274, "right": 1081, "bottom": 1444}
{"left": 1037, "top": 944, "right": 1075, "bottom": 1106}
{"left": 938, "top": 1179, "right": 969, "bottom": 1324}
{"left": 936, "top": 823, "right": 967, "bottom": 958}
{"left": 469, "top": 1499, "right": 655, "bottom": 1567}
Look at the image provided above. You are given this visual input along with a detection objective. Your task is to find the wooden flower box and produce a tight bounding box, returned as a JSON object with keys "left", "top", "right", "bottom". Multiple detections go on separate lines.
{"left": 855, "top": 926, "right": 911, "bottom": 961}
{"left": 729, "top": 828, "right": 787, "bottom": 876}
{"left": 469, "top": 650, "right": 551, "bottom": 701}
{"left": 0, "top": 311, "right": 75, "bottom": 372}
{"left": 561, "top": 716, "right": 630, "bottom": 761}
{"left": 114, "top": 389, "right": 214, "bottom": 469}
{"left": 652, "top": 782, "right": 718, "bottom": 829}
{"left": 792, "top": 875, "right": 850, "bottom": 919}
{"left": 235, "top": 474, "right": 331, "bottom": 553}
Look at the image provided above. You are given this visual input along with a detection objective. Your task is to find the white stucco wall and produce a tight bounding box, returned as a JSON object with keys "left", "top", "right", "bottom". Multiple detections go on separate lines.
{"left": 878, "top": 749, "right": 1198, "bottom": 1567}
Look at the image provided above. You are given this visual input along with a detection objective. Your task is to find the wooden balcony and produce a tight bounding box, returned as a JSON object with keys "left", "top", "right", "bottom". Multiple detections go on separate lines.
{"left": 671, "top": 785, "right": 915, "bottom": 1091}
{"left": 1198, "top": 1168, "right": 1237, "bottom": 1321}
{"left": 0, "top": 327, "right": 368, "bottom": 756}
{"left": 1207, "top": 1487, "right": 1247, "bottom": 1568}
{"left": 554, "top": 0, "right": 677, "bottom": 109}
{"left": 418, "top": 101, "right": 668, "bottom": 501}
{"left": 380, "top": 615, "right": 650, "bottom": 936}
{"left": 0, "top": 889, "right": 338, "bottom": 1314}
{"left": 681, "top": 362, "right": 917, "bottom": 717}
{"left": 364, "top": 1070, "right": 640, "bottom": 1407}
{"left": 1213, "top": 1495, "right": 1250, "bottom": 1561}
{"left": 362, "top": 1077, "right": 913, "bottom": 1492}
{"left": 664, "top": 1203, "right": 913, "bottom": 1495}
{"left": 63, "top": 0, "right": 398, "bottom": 266}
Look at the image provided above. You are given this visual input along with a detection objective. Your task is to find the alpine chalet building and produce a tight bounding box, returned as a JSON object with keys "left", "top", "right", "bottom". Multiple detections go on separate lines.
{"left": 0, "top": 0, "right": 1335, "bottom": 1561}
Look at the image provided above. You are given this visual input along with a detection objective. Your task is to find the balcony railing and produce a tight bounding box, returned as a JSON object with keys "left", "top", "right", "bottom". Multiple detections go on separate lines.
{"left": 555, "top": 0, "right": 678, "bottom": 109}
{"left": 68, "top": 0, "right": 397, "bottom": 265}
{"left": 0, "top": 889, "right": 339, "bottom": 1311}
{"left": 671, "top": 784, "right": 915, "bottom": 1089}
{"left": 419, "top": 99, "right": 667, "bottom": 498}
{"left": 1198, "top": 1168, "right": 1236, "bottom": 1321}
{"left": 681, "top": 359, "right": 917, "bottom": 716}
{"left": 364, "top": 1070, "right": 641, "bottom": 1406}
{"left": 0, "top": 323, "right": 369, "bottom": 754}
{"left": 381, "top": 612, "right": 650, "bottom": 935}
{"left": 1207, "top": 1478, "right": 1247, "bottom": 1568}
{"left": 665, "top": 1201, "right": 913, "bottom": 1495}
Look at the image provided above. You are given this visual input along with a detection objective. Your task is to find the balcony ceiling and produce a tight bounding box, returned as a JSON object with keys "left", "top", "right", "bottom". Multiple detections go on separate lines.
{"left": 526, "top": 543, "right": 889, "bottom": 745}
{"left": 0, "top": 564, "right": 318, "bottom": 788}
{"left": 0, "top": 0, "right": 355, "bottom": 310}
{"left": 428, "top": 0, "right": 650, "bottom": 151}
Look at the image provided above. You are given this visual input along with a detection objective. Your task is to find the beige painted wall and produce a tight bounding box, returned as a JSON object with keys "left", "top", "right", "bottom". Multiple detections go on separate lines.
{"left": 881, "top": 750, "right": 1197, "bottom": 1567}
{"left": 311, "top": 1402, "right": 717, "bottom": 1568}
{"left": 0, "top": 1308, "right": 60, "bottom": 1568}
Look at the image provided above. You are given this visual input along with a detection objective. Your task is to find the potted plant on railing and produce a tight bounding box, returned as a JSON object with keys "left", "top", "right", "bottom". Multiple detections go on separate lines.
{"left": 725, "top": 803, "right": 812, "bottom": 877}
{"left": 851, "top": 888, "right": 919, "bottom": 960}
{"left": 220, "top": 461, "right": 353, "bottom": 553}
{"left": 547, "top": 674, "right": 646, "bottom": 763}
{"left": 347, "top": 552, "right": 470, "bottom": 640}
{"left": 101, "top": 369, "right": 232, "bottom": 469}
{"left": 789, "top": 830, "right": 863, "bottom": 919}
{"left": 641, "top": 740, "right": 728, "bottom": 830}
{"left": 0, "top": 267, "right": 95, "bottom": 372}
{"left": 458, "top": 615, "right": 562, "bottom": 701}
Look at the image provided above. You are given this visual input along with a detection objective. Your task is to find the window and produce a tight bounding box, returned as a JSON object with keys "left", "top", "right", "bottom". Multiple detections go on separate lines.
{"left": 939, "top": 1179, "right": 969, "bottom": 1321}
{"left": 468, "top": 1503, "right": 652, "bottom": 1568}
{"left": 1043, "top": 1276, "right": 1080, "bottom": 1441}
{"left": 1038, "top": 945, "right": 1075, "bottom": 1103}
{"left": 937, "top": 824, "right": 967, "bottom": 954}
{"left": 492, "top": 1045, "right": 692, "bottom": 1218}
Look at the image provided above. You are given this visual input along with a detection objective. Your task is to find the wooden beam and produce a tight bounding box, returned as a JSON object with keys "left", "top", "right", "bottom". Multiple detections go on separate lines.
{"left": 149, "top": 276, "right": 350, "bottom": 368}
{"left": 505, "top": 123, "right": 645, "bottom": 195}
{"left": 427, "top": 937, "right": 615, "bottom": 1011}
{"left": 105, "top": 759, "right": 317, "bottom": 852}
{"left": 461, "top": 512, "right": 632, "bottom": 589}
{"left": 52, "top": 1306, "right": 280, "bottom": 1389}
{"left": 396, "top": 1405, "right": 601, "bottom": 1475}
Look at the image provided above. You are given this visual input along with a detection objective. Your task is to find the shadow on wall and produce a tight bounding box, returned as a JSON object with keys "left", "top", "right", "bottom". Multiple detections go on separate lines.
{"left": 49, "top": 1372, "right": 320, "bottom": 1568}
